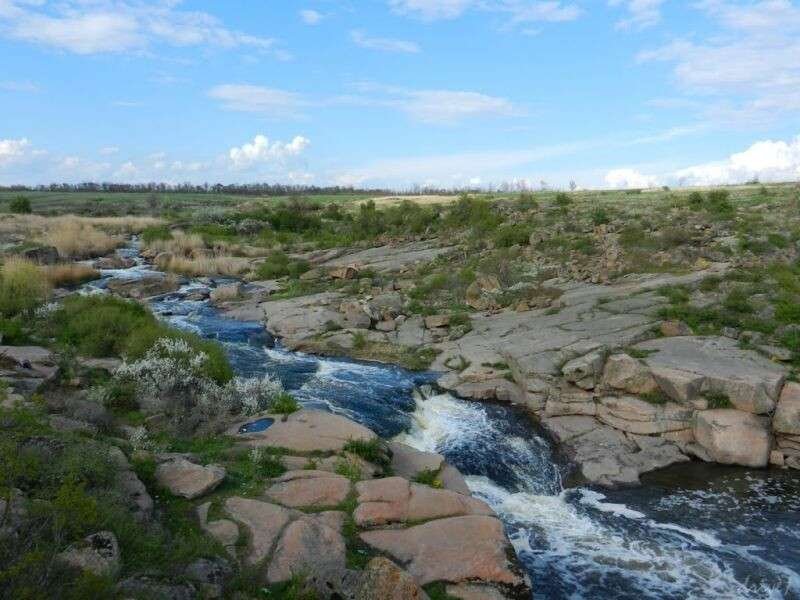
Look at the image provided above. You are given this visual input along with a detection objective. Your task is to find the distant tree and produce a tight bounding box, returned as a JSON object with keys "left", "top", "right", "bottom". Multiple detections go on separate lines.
{"left": 569, "top": 180, "right": 577, "bottom": 192}
{"left": 9, "top": 196, "right": 31, "bottom": 214}
{"left": 146, "top": 193, "right": 159, "bottom": 211}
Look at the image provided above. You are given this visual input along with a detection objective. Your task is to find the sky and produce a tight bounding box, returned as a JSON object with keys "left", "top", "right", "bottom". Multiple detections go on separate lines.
{"left": 1, "top": 0, "right": 800, "bottom": 190}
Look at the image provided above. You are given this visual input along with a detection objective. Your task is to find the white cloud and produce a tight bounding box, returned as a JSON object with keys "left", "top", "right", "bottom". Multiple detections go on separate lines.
{"left": 400, "top": 89, "right": 517, "bottom": 123}
{"left": 604, "top": 168, "right": 659, "bottom": 189}
{"left": 0, "top": 80, "right": 39, "bottom": 92}
{"left": 299, "top": 9, "right": 323, "bottom": 25}
{"left": 208, "top": 84, "right": 304, "bottom": 117}
{"left": 228, "top": 134, "right": 310, "bottom": 169}
{"left": 639, "top": 0, "right": 800, "bottom": 123}
{"left": 0, "top": 137, "right": 29, "bottom": 166}
{"left": 389, "top": 0, "right": 582, "bottom": 28}
{"left": 389, "top": 0, "right": 474, "bottom": 20}
{"left": 350, "top": 30, "right": 420, "bottom": 53}
{"left": 99, "top": 146, "right": 120, "bottom": 155}
{"left": 0, "top": 0, "right": 284, "bottom": 57}
{"left": 609, "top": 0, "right": 666, "bottom": 30}
{"left": 675, "top": 135, "right": 800, "bottom": 186}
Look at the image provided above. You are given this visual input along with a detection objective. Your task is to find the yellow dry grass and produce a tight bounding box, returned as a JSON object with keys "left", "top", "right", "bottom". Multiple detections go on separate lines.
{"left": 0, "top": 257, "right": 51, "bottom": 316}
{"left": 42, "top": 263, "right": 100, "bottom": 287}
{"left": 155, "top": 254, "right": 252, "bottom": 277}
{"left": 144, "top": 231, "right": 205, "bottom": 257}
{"left": 0, "top": 214, "right": 164, "bottom": 259}
{"left": 367, "top": 194, "right": 458, "bottom": 207}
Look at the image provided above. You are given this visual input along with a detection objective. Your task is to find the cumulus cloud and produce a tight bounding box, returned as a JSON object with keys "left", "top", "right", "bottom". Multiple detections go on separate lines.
{"left": 609, "top": 0, "right": 666, "bottom": 30}
{"left": 604, "top": 168, "right": 659, "bottom": 189}
{"left": 299, "top": 9, "right": 323, "bottom": 25}
{"left": 228, "top": 135, "right": 310, "bottom": 169}
{"left": 675, "top": 136, "right": 800, "bottom": 186}
{"left": 604, "top": 135, "right": 800, "bottom": 189}
{"left": 389, "top": 0, "right": 581, "bottom": 28}
{"left": 0, "top": 80, "right": 39, "bottom": 92}
{"left": 0, "top": 0, "right": 284, "bottom": 57}
{"left": 350, "top": 30, "right": 420, "bottom": 53}
{"left": 208, "top": 84, "right": 304, "bottom": 117}
{"left": 0, "top": 137, "right": 30, "bottom": 166}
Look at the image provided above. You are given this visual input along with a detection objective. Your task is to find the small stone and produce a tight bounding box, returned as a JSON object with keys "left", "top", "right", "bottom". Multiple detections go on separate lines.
{"left": 660, "top": 320, "right": 692, "bottom": 336}
{"left": 424, "top": 314, "right": 450, "bottom": 329}
{"left": 355, "top": 557, "right": 428, "bottom": 600}
{"left": 59, "top": 531, "right": 120, "bottom": 577}
{"left": 155, "top": 458, "right": 225, "bottom": 500}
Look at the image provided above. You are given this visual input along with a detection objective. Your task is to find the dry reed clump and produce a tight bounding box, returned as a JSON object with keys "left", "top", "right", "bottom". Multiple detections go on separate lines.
{"left": 42, "top": 263, "right": 100, "bottom": 287}
{"left": 0, "top": 257, "right": 51, "bottom": 316}
{"left": 144, "top": 231, "right": 204, "bottom": 257}
{"left": 155, "top": 254, "right": 252, "bottom": 277}
{"left": 0, "top": 214, "right": 162, "bottom": 236}
{"left": 43, "top": 218, "right": 124, "bottom": 259}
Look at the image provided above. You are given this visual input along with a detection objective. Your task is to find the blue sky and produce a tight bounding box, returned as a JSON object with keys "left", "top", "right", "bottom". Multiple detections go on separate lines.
{"left": 1, "top": 0, "right": 799, "bottom": 189}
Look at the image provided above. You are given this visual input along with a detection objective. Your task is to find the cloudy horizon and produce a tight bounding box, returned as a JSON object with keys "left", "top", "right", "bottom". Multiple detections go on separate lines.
{"left": 2, "top": 1, "right": 800, "bottom": 190}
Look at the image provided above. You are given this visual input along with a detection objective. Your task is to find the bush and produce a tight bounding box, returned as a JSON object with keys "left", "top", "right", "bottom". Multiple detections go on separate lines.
{"left": 141, "top": 225, "right": 173, "bottom": 244}
{"left": 0, "top": 258, "right": 50, "bottom": 317}
{"left": 255, "top": 251, "right": 310, "bottom": 280}
{"left": 47, "top": 295, "right": 233, "bottom": 384}
{"left": 9, "top": 196, "right": 31, "bottom": 214}
{"left": 688, "top": 191, "right": 704, "bottom": 206}
{"left": 269, "top": 392, "right": 299, "bottom": 415}
{"left": 492, "top": 223, "right": 531, "bottom": 248}
{"left": 342, "top": 438, "right": 390, "bottom": 469}
{"left": 591, "top": 207, "right": 610, "bottom": 226}
{"left": 42, "top": 263, "right": 100, "bottom": 288}
{"left": 555, "top": 192, "right": 572, "bottom": 208}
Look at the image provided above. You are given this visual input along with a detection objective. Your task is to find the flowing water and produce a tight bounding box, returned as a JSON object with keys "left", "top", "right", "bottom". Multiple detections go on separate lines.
{"left": 89, "top": 245, "right": 800, "bottom": 599}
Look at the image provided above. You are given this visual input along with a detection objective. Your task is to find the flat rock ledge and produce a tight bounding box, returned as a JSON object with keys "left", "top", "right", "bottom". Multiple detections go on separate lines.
{"left": 216, "top": 409, "right": 529, "bottom": 599}
{"left": 155, "top": 457, "right": 226, "bottom": 500}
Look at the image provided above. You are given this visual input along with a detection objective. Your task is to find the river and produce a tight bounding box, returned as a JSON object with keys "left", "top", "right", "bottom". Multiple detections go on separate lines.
{"left": 92, "top": 246, "right": 800, "bottom": 600}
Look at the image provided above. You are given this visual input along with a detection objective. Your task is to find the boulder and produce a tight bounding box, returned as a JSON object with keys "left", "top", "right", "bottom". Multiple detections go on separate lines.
{"left": 209, "top": 283, "right": 242, "bottom": 303}
{"left": 224, "top": 497, "right": 293, "bottom": 565}
{"left": 602, "top": 354, "right": 658, "bottom": 395}
{"left": 184, "top": 557, "right": 233, "bottom": 599}
{"left": 368, "top": 292, "right": 405, "bottom": 320}
{"left": 0, "top": 488, "right": 27, "bottom": 537}
{"left": 387, "top": 442, "right": 444, "bottom": 480}
{"left": 116, "top": 469, "right": 153, "bottom": 522}
{"left": 596, "top": 396, "right": 693, "bottom": 435}
{"left": 94, "top": 254, "right": 135, "bottom": 270}
{"left": 354, "top": 557, "right": 429, "bottom": 600}
{"left": 59, "top": 531, "right": 120, "bottom": 577}
{"left": 265, "top": 470, "right": 351, "bottom": 508}
{"left": 116, "top": 577, "right": 196, "bottom": 600}
{"left": 106, "top": 275, "right": 181, "bottom": 299}
{"left": 197, "top": 502, "right": 239, "bottom": 556}
{"left": 659, "top": 320, "right": 692, "bottom": 337}
{"left": 330, "top": 265, "right": 359, "bottom": 280}
{"left": 354, "top": 477, "right": 492, "bottom": 527}
{"left": 155, "top": 458, "right": 225, "bottom": 500}
{"left": 562, "top": 350, "right": 606, "bottom": 390}
{"left": 19, "top": 245, "right": 59, "bottom": 265}
{"left": 447, "top": 583, "right": 509, "bottom": 600}
{"left": 360, "top": 516, "right": 524, "bottom": 588}
{"left": 0, "top": 345, "right": 58, "bottom": 381}
{"left": 693, "top": 409, "right": 771, "bottom": 467}
{"left": 48, "top": 415, "right": 98, "bottom": 435}
{"left": 637, "top": 336, "right": 786, "bottom": 413}
{"left": 774, "top": 382, "right": 800, "bottom": 435}
{"left": 234, "top": 409, "right": 376, "bottom": 453}
{"left": 339, "top": 300, "right": 372, "bottom": 329}
{"left": 424, "top": 314, "right": 450, "bottom": 329}
{"left": 267, "top": 517, "right": 347, "bottom": 585}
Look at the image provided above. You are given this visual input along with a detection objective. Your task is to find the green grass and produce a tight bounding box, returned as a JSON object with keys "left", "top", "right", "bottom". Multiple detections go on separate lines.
{"left": 412, "top": 468, "right": 442, "bottom": 488}
{"left": 44, "top": 295, "right": 232, "bottom": 384}
{"left": 703, "top": 390, "right": 733, "bottom": 409}
{"left": 270, "top": 392, "right": 300, "bottom": 415}
{"left": 255, "top": 251, "right": 311, "bottom": 280}
{"left": 342, "top": 438, "right": 390, "bottom": 470}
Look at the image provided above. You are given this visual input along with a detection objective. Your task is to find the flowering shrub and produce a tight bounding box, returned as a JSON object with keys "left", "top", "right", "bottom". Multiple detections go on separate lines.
{"left": 115, "top": 337, "right": 285, "bottom": 431}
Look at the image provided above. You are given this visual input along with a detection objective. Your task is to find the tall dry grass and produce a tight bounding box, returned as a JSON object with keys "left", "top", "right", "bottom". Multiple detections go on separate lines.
{"left": 42, "top": 263, "right": 100, "bottom": 287}
{"left": 0, "top": 257, "right": 51, "bottom": 316}
{"left": 43, "top": 218, "right": 124, "bottom": 259}
{"left": 155, "top": 254, "right": 252, "bottom": 277}
{"left": 0, "top": 214, "right": 164, "bottom": 259}
{"left": 144, "top": 231, "right": 205, "bottom": 257}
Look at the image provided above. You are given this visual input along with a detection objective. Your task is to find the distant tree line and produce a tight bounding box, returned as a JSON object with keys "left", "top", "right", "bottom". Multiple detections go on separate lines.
{"left": 0, "top": 182, "right": 394, "bottom": 196}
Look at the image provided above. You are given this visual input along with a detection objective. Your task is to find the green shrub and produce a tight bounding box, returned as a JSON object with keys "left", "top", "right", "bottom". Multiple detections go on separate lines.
{"left": 688, "top": 191, "right": 704, "bottom": 206}
{"left": 703, "top": 390, "right": 733, "bottom": 409}
{"left": 0, "top": 258, "right": 50, "bottom": 317}
{"left": 555, "top": 192, "right": 572, "bottom": 208}
{"left": 141, "top": 225, "right": 173, "bottom": 244}
{"left": 255, "top": 251, "right": 310, "bottom": 280}
{"left": 269, "top": 392, "right": 299, "bottom": 415}
{"left": 342, "top": 438, "right": 390, "bottom": 469}
{"left": 412, "top": 468, "right": 442, "bottom": 488}
{"left": 9, "top": 196, "right": 31, "bottom": 214}
{"left": 492, "top": 223, "right": 531, "bottom": 247}
{"left": 47, "top": 295, "right": 232, "bottom": 384}
{"left": 591, "top": 207, "right": 610, "bottom": 226}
